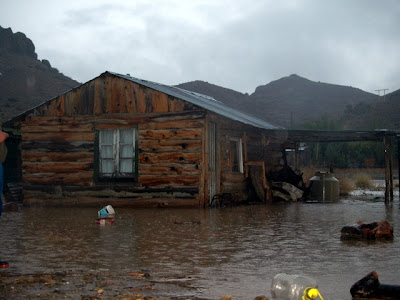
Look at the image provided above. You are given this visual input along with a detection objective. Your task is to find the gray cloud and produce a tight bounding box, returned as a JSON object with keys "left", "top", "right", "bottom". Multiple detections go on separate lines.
{"left": 1, "top": 0, "right": 399, "bottom": 94}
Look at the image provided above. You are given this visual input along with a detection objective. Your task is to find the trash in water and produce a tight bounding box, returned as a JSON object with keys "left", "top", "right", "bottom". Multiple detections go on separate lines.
{"left": 96, "top": 205, "right": 115, "bottom": 225}
{"left": 271, "top": 273, "right": 324, "bottom": 300}
{"left": 98, "top": 205, "right": 115, "bottom": 218}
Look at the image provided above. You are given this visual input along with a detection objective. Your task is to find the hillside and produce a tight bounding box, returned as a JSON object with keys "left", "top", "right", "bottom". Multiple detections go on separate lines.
{"left": 249, "top": 74, "right": 379, "bottom": 128}
{"left": 176, "top": 80, "right": 250, "bottom": 109}
{"left": 179, "top": 75, "right": 381, "bottom": 129}
{"left": 341, "top": 88, "right": 400, "bottom": 130}
{"left": 0, "top": 26, "right": 79, "bottom": 122}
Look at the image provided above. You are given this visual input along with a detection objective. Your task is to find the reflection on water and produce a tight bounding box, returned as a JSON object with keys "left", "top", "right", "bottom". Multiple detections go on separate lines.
{"left": 1, "top": 199, "right": 399, "bottom": 299}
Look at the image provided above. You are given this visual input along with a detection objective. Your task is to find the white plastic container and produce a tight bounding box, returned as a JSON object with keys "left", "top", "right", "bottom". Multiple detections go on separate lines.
{"left": 98, "top": 205, "right": 115, "bottom": 218}
{"left": 271, "top": 273, "right": 323, "bottom": 300}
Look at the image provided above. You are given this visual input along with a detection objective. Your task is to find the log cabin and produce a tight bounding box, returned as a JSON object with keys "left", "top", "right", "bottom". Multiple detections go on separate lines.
{"left": 4, "top": 71, "right": 293, "bottom": 207}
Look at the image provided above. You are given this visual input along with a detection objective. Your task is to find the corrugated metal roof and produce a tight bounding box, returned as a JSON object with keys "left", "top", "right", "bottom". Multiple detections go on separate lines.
{"left": 4, "top": 71, "right": 280, "bottom": 131}
{"left": 108, "top": 71, "right": 281, "bottom": 130}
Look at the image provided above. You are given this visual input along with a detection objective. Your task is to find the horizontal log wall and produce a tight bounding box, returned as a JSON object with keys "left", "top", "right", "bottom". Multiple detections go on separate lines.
{"left": 138, "top": 115, "right": 203, "bottom": 190}
{"left": 20, "top": 74, "right": 206, "bottom": 206}
{"left": 22, "top": 113, "right": 204, "bottom": 206}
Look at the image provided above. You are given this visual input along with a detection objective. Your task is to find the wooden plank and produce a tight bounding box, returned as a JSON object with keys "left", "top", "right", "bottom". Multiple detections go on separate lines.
{"left": 22, "top": 152, "right": 93, "bottom": 162}
{"left": 139, "top": 175, "right": 199, "bottom": 186}
{"left": 140, "top": 119, "right": 204, "bottom": 130}
{"left": 222, "top": 172, "right": 245, "bottom": 183}
{"left": 104, "top": 76, "right": 114, "bottom": 113}
{"left": 152, "top": 90, "right": 169, "bottom": 112}
{"left": 139, "top": 152, "right": 201, "bottom": 164}
{"left": 139, "top": 139, "right": 202, "bottom": 153}
{"left": 139, "top": 163, "right": 201, "bottom": 176}
{"left": 45, "top": 94, "right": 65, "bottom": 117}
{"left": 168, "top": 97, "right": 186, "bottom": 112}
{"left": 23, "top": 161, "right": 93, "bottom": 173}
{"left": 23, "top": 116, "right": 94, "bottom": 126}
{"left": 22, "top": 141, "right": 93, "bottom": 152}
{"left": 22, "top": 111, "right": 204, "bottom": 126}
{"left": 95, "top": 123, "right": 135, "bottom": 130}
{"left": 77, "top": 82, "right": 89, "bottom": 115}
{"left": 139, "top": 128, "right": 202, "bottom": 140}
{"left": 125, "top": 81, "right": 138, "bottom": 113}
{"left": 23, "top": 172, "right": 93, "bottom": 185}
{"left": 22, "top": 132, "right": 94, "bottom": 142}
{"left": 110, "top": 77, "right": 123, "bottom": 113}
{"left": 22, "top": 123, "right": 94, "bottom": 133}
{"left": 135, "top": 85, "right": 147, "bottom": 113}
{"left": 94, "top": 77, "right": 106, "bottom": 115}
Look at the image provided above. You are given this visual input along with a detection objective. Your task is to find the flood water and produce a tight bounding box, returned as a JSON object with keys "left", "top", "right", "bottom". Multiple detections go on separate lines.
{"left": 1, "top": 197, "right": 400, "bottom": 299}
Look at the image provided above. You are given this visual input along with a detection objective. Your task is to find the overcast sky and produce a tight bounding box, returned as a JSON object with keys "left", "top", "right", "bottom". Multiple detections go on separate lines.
{"left": 1, "top": 0, "right": 399, "bottom": 94}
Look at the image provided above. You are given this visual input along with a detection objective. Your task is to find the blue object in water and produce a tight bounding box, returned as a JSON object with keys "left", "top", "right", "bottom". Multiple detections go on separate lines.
{"left": 98, "top": 205, "right": 115, "bottom": 218}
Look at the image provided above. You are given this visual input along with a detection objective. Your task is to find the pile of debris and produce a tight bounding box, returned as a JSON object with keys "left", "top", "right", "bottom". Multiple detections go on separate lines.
{"left": 341, "top": 221, "right": 394, "bottom": 240}
{"left": 268, "top": 165, "right": 306, "bottom": 202}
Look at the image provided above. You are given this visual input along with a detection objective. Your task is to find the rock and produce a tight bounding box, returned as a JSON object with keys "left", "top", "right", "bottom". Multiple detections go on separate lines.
{"left": 341, "top": 221, "right": 393, "bottom": 240}
{"left": 42, "top": 59, "right": 52, "bottom": 68}
{"left": 220, "top": 296, "right": 232, "bottom": 300}
{"left": 350, "top": 271, "right": 400, "bottom": 299}
{"left": 0, "top": 26, "right": 37, "bottom": 59}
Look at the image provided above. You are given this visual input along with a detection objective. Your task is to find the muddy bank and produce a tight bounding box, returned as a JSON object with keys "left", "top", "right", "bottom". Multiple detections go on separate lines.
{"left": 0, "top": 270, "right": 207, "bottom": 300}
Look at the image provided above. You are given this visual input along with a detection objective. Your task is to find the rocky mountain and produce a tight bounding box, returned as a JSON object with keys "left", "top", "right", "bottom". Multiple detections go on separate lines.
{"left": 0, "top": 26, "right": 79, "bottom": 122}
{"left": 177, "top": 75, "right": 381, "bottom": 129}
{"left": 249, "top": 75, "right": 379, "bottom": 128}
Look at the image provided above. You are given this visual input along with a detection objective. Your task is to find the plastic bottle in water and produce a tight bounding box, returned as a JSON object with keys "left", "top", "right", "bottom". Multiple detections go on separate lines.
{"left": 271, "top": 273, "right": 324, "bottom": 300}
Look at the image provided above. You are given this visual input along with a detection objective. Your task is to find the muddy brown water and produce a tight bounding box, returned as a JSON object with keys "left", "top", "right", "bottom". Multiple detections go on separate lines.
{"left": 1, "top": 198, "right": 400, "bottom": 299}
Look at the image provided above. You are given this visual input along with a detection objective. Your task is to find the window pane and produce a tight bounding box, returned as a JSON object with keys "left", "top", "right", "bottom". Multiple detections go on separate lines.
{"left": 120, "top": 145, "right": 133, "bottom": 158}
{"left": 98, "top": 128, "right": 137, "bottom": 178}
{"left": 120, "top": 129, "right": 133, "bottom": 143}
{"left": 120, "top": 159, "right": 133, "bottom": 173}
{"left": 101, "top": 160, "right": 114, "bottom": 174}
{"left": 101, "top": 145, "right": 113, "bottom": 158}
{"left": 100, "top": 130, "right": 114, "bottom": 144}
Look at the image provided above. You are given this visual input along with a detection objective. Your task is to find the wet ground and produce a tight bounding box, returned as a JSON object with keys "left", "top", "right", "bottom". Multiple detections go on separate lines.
{"left": 1, "top": 192, "right": 400, "bottom": 299}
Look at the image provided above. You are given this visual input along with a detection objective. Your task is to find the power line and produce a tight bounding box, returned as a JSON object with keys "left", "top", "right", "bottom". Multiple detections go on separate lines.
{"left": 375, "top": 88, "right": 389, "bottom": 101}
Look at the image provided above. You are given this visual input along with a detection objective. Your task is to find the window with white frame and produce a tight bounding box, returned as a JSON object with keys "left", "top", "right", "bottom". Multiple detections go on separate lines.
{"left": 230, "top": 137, "right": 243, "bottom": 173}
{"left": 98, "top": 128, "right": 137, "bottom": 179}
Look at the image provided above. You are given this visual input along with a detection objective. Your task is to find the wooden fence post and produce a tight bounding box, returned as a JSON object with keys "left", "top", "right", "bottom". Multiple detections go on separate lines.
{"left": 398, "top": 137, "right": 400, "bottom": 204}
{"left": 383, "top": 135, "right": 393, "bottom": 204}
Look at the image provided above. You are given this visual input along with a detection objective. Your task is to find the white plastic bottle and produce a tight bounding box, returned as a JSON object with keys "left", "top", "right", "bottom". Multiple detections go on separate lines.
{"left": 271, "top": 273, "right": 324, "bottom": 300}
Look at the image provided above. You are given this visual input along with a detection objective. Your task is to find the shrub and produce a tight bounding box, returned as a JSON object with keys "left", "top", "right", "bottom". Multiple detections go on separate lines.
{"left": 337, "top": 176, "right": 355, "bottom": 195}
{"left": 354, "top": 174, "right": 374, "bottom": 189}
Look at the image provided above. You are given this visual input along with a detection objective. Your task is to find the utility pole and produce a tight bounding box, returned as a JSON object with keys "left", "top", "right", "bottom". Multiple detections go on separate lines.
{"left": 375, "top": 88, "right": 389, "bottom": 102}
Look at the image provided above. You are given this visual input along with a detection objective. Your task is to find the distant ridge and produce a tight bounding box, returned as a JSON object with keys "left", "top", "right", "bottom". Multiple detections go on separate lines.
{"left": 342, "top": 88, "right": 400, "bottom": 130}
{"left": 0, "top": 26, "right": 79, "bottom": 121}
{"left": 248, "top": 74, "right": 378, "bottom": 127}
{"left": 175, "top": 80, "right": 250, "bottom": 109}
{"left": 179, "top": 74, "right": 379, "bottom": 128}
